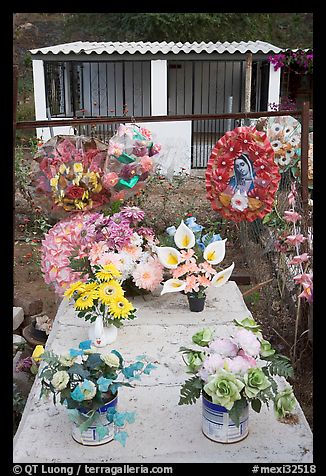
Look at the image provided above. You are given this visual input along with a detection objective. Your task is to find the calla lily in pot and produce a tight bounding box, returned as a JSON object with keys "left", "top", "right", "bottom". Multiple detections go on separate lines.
{"left": 157, "top": 217, "right": 234, "bottom": 311}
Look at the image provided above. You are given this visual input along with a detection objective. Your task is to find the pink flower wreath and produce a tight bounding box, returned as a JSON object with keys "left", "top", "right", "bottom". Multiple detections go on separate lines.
{"left": 205, "top": 126, "right": 281, "bottom": 222}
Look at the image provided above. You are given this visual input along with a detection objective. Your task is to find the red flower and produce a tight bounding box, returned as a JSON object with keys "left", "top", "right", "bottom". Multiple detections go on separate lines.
{"left": 65, "top": 185, "right": 85, "bottom": 199}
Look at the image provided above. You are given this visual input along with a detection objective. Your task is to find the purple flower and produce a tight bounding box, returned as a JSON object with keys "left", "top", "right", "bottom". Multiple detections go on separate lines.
{"left": 15, "top": 357, "right": 33, "bottom": 372}
{"left": 102, "top": 220, "right": 134, "bottom": 251}
{"left": 120, "top": 165, "right": 138, "bottom": 180}
{"left": 120, "top": 207, "right": 145, "bottom": 223}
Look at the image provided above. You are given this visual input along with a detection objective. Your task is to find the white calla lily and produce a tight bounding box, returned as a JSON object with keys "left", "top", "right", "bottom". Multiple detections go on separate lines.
{"left": 156, "top": 247, "right": 182, "bottom": 269}
{"left": 161, "top": 279, "right": 186, "bottom": 295}
{"left": 174, "top": 220, "right": 196, "bottom": 249}
{"left": 211, "top": 262, "right": 235, "bottom": 287}
{"left": 203, "top": 239, "right": 227, "bottom": 265}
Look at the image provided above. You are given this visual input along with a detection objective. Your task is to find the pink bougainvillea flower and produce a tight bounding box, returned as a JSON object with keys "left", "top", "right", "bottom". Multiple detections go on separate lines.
{"left": 285, "top": 234, "right": 307, "bottom": 246}
{"left": 180, "top": 249, "right": 195, "bottom": 263}
{"left": 288, "top": 253, "right": 310, "bottom": 265}
{"left": 284, "top": 211, "right": 302, "bottom": 223}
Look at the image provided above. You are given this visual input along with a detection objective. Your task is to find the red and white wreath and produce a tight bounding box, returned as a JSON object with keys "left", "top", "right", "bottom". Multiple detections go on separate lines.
{"left": 206, "top": 126, "right": 281, "bottom": 222}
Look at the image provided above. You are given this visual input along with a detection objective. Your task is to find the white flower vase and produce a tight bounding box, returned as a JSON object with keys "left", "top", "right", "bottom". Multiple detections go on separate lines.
{"left": 88, "top": 315, "right": 118, "bottom": 348}
{"left": 202, "top": 393, "right": 249, "bottom": 443}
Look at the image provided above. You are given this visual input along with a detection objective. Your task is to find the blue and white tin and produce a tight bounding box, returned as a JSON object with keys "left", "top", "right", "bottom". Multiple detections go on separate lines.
{"left": 71, "top": 395, "right": 118, "bottom": 446}
{"left": 202, "top": 394, "right": 249, "bottom": 443}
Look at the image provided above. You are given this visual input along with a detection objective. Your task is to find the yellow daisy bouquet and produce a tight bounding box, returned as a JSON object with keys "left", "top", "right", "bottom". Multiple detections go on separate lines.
{"left": 64, "top": 263, "right": 137, "bottom": 328}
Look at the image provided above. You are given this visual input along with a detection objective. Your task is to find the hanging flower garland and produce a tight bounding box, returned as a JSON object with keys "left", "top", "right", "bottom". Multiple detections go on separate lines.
{"left": 205, "top": 126, "right": 280, "bottom": 222}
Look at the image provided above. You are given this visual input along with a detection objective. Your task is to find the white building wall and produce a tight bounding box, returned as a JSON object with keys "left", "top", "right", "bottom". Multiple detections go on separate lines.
{"left": 32, "top": 59, "right": 72, "bottom": 141}
{"left": 267, "top": 63, "right": 281, "bottom": 110}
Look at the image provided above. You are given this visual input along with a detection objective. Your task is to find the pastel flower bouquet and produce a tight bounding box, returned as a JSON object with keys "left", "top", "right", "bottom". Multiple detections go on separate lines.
{"left": 156, "top": 216, "right": 235, "bottom": 311}
{"left": 179, "top": 317, "right": 296, "bottom": 430}
{"left": 38, "top": 340, "right": 156, "bottom": 446}
{"left": 41, "top": 206, "right": 163, "bottom": 297}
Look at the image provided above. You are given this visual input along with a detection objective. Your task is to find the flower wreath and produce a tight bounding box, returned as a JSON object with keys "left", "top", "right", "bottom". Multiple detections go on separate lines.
{"left": 250, "top": 116, "right": 301, "bottom": 173}
{"left": 205, "top": 126, "right": 281, "bottom": 222}
{"left": 34, "top": 135, "right": 110, "bottom": 212}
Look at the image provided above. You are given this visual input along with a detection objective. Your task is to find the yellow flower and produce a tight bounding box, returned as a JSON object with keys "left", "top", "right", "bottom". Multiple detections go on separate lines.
{"left": 32, "top": 345, "right": 45, "bottom": 362}
{"left": 73, "top": 162, "right": 84, "bottom": 173}
{"left": 75, "top": 289, "right": 98, "bottom": 310}
{"left": 108, "top": 296, "right": 134, "bottom": 319}
{"left": 83, "top": 282, "right": 99, "bottom": 292}
{"left": 74, "top": 200, "right": 86, "bottom": 210}
{"left": 59, "top": 163, "right": 67, "bottom": 174}
{"left": 64, "top": 281, "right": 86, "bottom": 299}
{"left": 98, "top": 280, "right": 124, "bottom": 305}
{"left": 96, "top": 264, "right": 121, "bottom": 282}
{"left": 50, "top": 176, "right": 59, "bottom": 188}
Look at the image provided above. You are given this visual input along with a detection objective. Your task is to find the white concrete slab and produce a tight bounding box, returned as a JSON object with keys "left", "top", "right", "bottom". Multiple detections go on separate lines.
{"left": 13, "top": 281, "right": 313, "bottom": 463}
{"left": 13, "top": 307, "right": 24, "bottom": 330}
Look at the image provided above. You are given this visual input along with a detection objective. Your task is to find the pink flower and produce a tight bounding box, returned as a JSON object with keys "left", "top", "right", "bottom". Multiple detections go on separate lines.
{"left": 288, "top": 253, "right": 310, "bottom": 265}
{"left": 198, "top": 354, "right": 225, "bottom": 381}
{"left": 120, "top": 206, "right": 145, "bottom": 222}
{"left": 293, "top": 273, "right": 313, "bottom": 286}
{"left": 132, "top": 257, "right": 163, "bottom": 291}
{"left": 140, "top": 128, "right": 152, "bottom": 140}
{"left": 197, "top": 275, "right": 211, "bottom": 287}
{"left": 102, "top": 172, "right": 119, "bottom": 189}
{"left": 298, "top": 283, "right": 313, "bottom": 303}
{"left": 234, "top": 329, "right": 261, "bottom": 356}
{"left": 199, "top": 262, "right": 217, "bottom": 278}
{"left": 107, "top": 141, "right": 124, "bottom": 157}
{"left": 184, "top": 275, "right": 200, "bottom": 293}
{"left": 285, "top": 234, "right": 307, "bottom": 246}
{"left": 225, "top": 355, "right": 256, "bottom": 374}
{"left": 180, "top": 249, "right": 195, "bottom": 263}
{"left": 140, "top": 156, "right": 154, "bottom": 173}
{"left": 209, "top": 337, "right": 238, "bottom": 357}
{"left": 284, "top": 211, "right": 302, "bottom": 223}
{"left": 137, "top": 227, "right": 155, "bottom": 240}
{"left": 88, "top": 241, "right": 110, "bottom": 265}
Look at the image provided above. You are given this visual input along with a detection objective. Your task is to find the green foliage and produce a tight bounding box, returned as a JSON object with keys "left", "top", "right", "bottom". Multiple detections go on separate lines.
{"left": 179, "top": 376, "right": 203, "bottom": 405}
{"left": 229, "top": 397, "right": 248, "bottom": 427}
{"left": 61, "top": 13, "right": 312, "bottom": 47}
{"left": 263, "top": 353, "right": 294, "bottom": 379}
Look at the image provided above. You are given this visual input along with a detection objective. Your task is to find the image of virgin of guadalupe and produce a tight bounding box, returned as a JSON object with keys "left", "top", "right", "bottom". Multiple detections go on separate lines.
{"left": 225, "top": 153, "right": 255, "bottom": 194}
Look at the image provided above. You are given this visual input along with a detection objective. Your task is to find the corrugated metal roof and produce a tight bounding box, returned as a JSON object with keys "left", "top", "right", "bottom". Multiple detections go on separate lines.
{"left": 30, "top": 40, "right": 285, "bottom": 56}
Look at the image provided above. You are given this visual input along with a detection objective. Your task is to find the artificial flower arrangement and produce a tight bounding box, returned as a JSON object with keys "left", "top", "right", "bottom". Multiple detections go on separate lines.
{"left": 34, "top": 135, "right": 110, "bottom": 212}
{"left": 178, "top": 317, "right": 296, "bottom": 426}
{"left": 102, "top": 124, "right": 161, "bottom": 203}
{"left": 37, "top": 340, "right": 156, "bottom": 446}
{"left": 156, "top": 216, "right": 234, "bottom": 308}
{"left": 63, "top": 262, "right": 136, "bottom": 329}
{"left": 41, "top": 206, "right": 163, "bottom": 296}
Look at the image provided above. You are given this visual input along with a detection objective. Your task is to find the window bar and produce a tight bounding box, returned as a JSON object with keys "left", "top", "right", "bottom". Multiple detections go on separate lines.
{"left": 114, "top": 62, "right": 117, "bottom": 116}
{"left": 223, "top": 61, "right": 227, "bottom": 135}
{"left": 97, "top": 62, "right": 100, "bottom": 116}
{"left": 122, "top": 62, "right": 126, "bottom": 118}
{"left": 70, "top": 62, "right": 76, "bottom": 118}
{"left": 140, "top": 61, "right": 144, "bottom": 116}
{"left": 89, "top": 63, "right": 92, "bottom": 117}
{"left": 191, "top": 61, "right": 195, "bottom": 168}
{"left": 61, "top": 63, "right": 66, "bottom": 116}
{"left": 183, "top": 62, "right": 186, "bottom": 114}
{"left": 132, "top": 62, "right": 135, "bottom": 116}
{"left": 80, "top": 63, "right": 85, "bottom": 117}
{"left": 175, "top": 62, "right": 177, "bottom": 115}
{"left": 200, "top": 61, "right": 203, "bottom": 168}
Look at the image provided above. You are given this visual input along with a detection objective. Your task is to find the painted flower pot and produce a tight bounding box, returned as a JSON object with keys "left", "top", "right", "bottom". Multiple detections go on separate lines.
{"left": 71, "top": 394, "right": 118, "bottom": 446}
{"left": 187, "top": 295, "right": 206, "bottom": 312}
{"left": 202, "top": 393, "right": 249, "bottom": 443}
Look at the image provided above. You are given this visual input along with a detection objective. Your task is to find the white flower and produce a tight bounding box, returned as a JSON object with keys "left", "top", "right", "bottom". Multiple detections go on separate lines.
{"left": 234, "top": 328, "right": 261, "bottom": 357}
{"left": 270, "top": 123, "right": 283, "bottom": 135}
{"left": 174, "top": 221, "right": 196, "bottom": 249}
{"left": 161, "top": 278, "right": 186, "bottom": 295}
{"left": 51, "top": 371, "right": 70, "bottom": 391}
{"left": 198, "top": 354, "right": 225, "bottom": 382}
{"left": 271, "top": 140, "right": 282, "bottom": 151}
{"left": 209, "top": 337, "right": 238, "bottom": 357}
{"left": 157, "top": 247, "right": 182, "bottom": 269}
{"left": 211, "top": 262, "right": 235, "bottom": 287}
{"left": 203, "top": 239, "right": 227, "bottom": 265}
{"left": 130, "top": 232, "right": 143, "bottom": 247}
{"left": 231, "top": 191, "right": 248, "bottom": 211}
{"left": 224, "top": 355, "right": 256, "bottom": 375}
{"left": 289, "top": 135, "right": 300, "bottom": 147}
{"left": 100, "top": 353, "right": 120, "bottom": 368}
{"left": 276, "top": 155, "right": 291, "bottom": 167}
{"left": 58, "top": 354, "right": 77, "bottom": 367}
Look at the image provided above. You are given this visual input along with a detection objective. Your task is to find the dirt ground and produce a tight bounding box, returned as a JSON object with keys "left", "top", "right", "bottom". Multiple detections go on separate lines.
{"left": 13, "top": 161, "right": 313, "bottom": 430}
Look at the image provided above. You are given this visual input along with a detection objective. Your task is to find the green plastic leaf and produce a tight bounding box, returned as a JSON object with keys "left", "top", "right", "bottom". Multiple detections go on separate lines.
{"left": 179, "top": 376, "right": 203, "bottom": 405}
